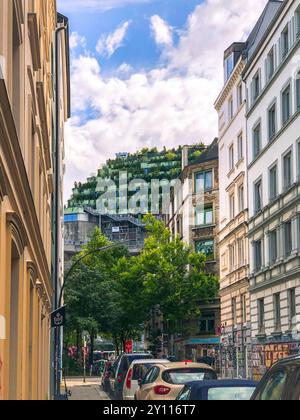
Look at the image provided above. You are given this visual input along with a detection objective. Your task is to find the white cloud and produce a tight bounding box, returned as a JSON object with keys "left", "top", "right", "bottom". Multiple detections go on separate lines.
{"left": 150, "top": 15, "right": 173, "bottom": 47}
{"left": 117, "top": 63, "right": 134, "bottom": 74}
{"left": 69, "top": 32, "right": 86, "bottom": 50}
{"left": 96, "top": 21, "right": 132, "bottom": 58}
{"left": 64, "top": 0, "right": 269, "bottom": 201}
{"left": 58, "top": 0, "right": 150, "bottom": 12}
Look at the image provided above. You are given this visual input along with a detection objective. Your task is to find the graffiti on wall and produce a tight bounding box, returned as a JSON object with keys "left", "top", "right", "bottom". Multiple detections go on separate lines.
{"left": 252, "top": 342, "right": 300, "bottom": 379}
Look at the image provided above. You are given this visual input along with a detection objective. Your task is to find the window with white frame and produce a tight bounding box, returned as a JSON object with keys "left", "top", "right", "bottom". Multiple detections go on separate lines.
{"left": 284, "top": 220, "right": 292, "bottom": 257}
{"left": 228, "top": 96, "right": 234, "bottom": 120}
{"left": 281, "top": 26, "right": 289, "bottom": 59}
{"left": 237, "top": 238, "right": 244, "bottom": 267}
{"left": 254, "top": 240, "right": 263, "bottom": 272}
{"left": 224, "top": 53, "right": 234, "bottom": 82}
{"left": 252, "top": 71, "right": 260, "bottom": 102}
{"left": 269, "top": 164, "right": 278, "bottom": 201}
{"left": 269, "top": 229, "right": 278, "bottom": 264}
{"left": 237, "top": 82, "right": 243, "bottom": 107}
{"left": 229, "top": 144, "right": 234, "bottom": 171}
{"left": 296, "top": 7, "right": 300, "bottom": 38}
{"left": 237, "top": 133, "right": 243, "bottom": 161}
{"left": 267, "top": 47, "right": 275, "bottom": 81}
{"left": 254, "top": 179, "right": 262, "bottom": 214}
{"left": 288, "top": 288, "right": 296, "bottom": 325}
{"left": 268, "top": 102, "right": 276, "bottom": 141}
{"left": 283, "top": 150, "right": 292, "bottom": 190}
{"left": 258, "top": 298, "right": 265, "bottom": 332}
{"left": 253, "top": 122, "right": 261, "bottom": 159}
{"left": 229, "top": 193, "right": 235, "bottom": 219}
{"left": 296, "top": 71, "right": 300, "bottom": 111}
{"left": 274, "top": 293, "right": 281, "bottom": 330}
{"left": 282, "top": 84, "right": 291, "bottom": 125}
{"left": 195, "top": 204, "right": 213, "bottom": 226}
{"left": 241, "top": 294, "right": 247, "bottom": 324}
{"left": 229, "top": 244, "right": 235, "bottom": 271}
{"left": 298, "top": 141, "right": 300, "bottom": 181}
{"left": 238, "top": 184, "right": 244, "bottom": 213}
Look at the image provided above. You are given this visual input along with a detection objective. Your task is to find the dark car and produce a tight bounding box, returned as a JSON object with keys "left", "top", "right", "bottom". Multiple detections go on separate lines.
{"left": 110, "top": 353, "right": 153, "bottom": 400}
{"left": 251, "top": 354, "right": 300, "bottom": 401}
{"left": 101, "top": 361, "right": 113, "bottom": 393}
{"left": 176, "top": 380, "right": 258, "bottom": 401}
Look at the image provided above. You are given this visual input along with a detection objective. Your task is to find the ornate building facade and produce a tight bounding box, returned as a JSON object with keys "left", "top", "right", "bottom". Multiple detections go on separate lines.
{"left": 0, "top": 0, "right": 69, "bottom": 400}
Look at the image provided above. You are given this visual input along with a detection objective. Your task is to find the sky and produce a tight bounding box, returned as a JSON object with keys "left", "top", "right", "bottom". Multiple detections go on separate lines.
{"left": 58, "top": 0, "right": 269, "bottom": 202}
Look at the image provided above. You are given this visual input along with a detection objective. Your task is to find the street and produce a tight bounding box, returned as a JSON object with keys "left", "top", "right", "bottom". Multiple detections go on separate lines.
{"left": 66, "top": 377, "right": 110, "bottom": 401}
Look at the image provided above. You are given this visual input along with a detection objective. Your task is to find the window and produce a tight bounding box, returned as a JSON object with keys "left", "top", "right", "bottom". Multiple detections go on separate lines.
{"left": 254, "top": 179, "right": 262, "bottom": 214}
{"left": 268, "top": 103, "right": 276, "bottom": 141}
{"left": 224, "top": 53, "right": 234, "bottom": 82}
{"left": 254, "top": 240, "right": 262, "bottom": 272}
{"left": 274, "top": 293, "right": 281, "bottom": 330}
{"left": 267, "top": 47, "right": 275, "bottom": 81}
{"left": 298, "top": 142, "right": 300, "bottom": 181}
{"left": 258, "top": 298, "right": 265, "bottom": 332}
{"left": 229, "top": 144, "right": 234, "bottom": 171}
{"left": 288, "top": 288, "right": 296, "bottom": 325}
{"left": 229, "top": 244, "right": 235, "bottom": 270}
{"left": 281, "top": 26, "right": 289, "bottom": 59}
{"left": 195, "top": 205, "right": 213, "bottom": 226}
{"left": 241, "top": 294, "right": 247, "bottom": 324}
{"left": 237, "top": 83, "right": 243, "bottom": 107}
{"left": 269, "top": 230, "right": 278, "bottom": 265}
{"left": 283, "top": 151, "right": 292, "bottom": 190}
{"left": 238, "top": 185, "right": 244, "bottom": 213}
{"left": 253, "top": 123, "right": 261, "bottom": 159}
{"left": 199, "top": 312, "right": 216, "bottom": 334}
{"left": 296, "top": 71, "right": 300, "bottom": 111}
{"left": 253, "top": 72, "right": 260, "bottom": 102}
{"left": 284, "top": 220, "right": 292, "bottom": 257}
{"left": 232, "top": 297, "right": 237, "bottom": 327}
{"left": 237, "top": 133, "right": 243, "bottom": 161}
{"left": 282, "top": 84, "right": 291, "bottom": 125}
{"left": 195, "top": 240, "right": 214, "bottom": 261}
{"left": 237, "top": 238, "right": 244, "bottom": 267}
{"left": 195, "top": 170, "right": 213, "bottom": 192}
{"left": 228, "top": 97, "right": 234, "bottom": 120}
{"left": 269, "top": 164, "right": 278, "bottom": 201}
{"left": 259, "top": 369, "right": 288, "bottom": 401}
{"left": 229, "top": 193, "right": 235, "bottom": 219}
{"left": 296, "top": 8, "right": 300, "bottom": 38}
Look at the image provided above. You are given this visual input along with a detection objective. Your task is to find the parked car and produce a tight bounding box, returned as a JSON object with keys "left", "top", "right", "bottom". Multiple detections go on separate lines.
{"left": 251, "top": 354, "right": 300, "bottom": 401}
{"left": 110, "top": 353, "right": 153, "bottom": 400}
{"left": 123, "top": 359, "right": 170, "bottom": 400}
{"left": 176, "top": 380, "right": 258, "bottom": 400}
{"left": 101, "top": 360, "right": 113, "bottom": 393}
{"left": 135, "top": 362, "right": 217, "bottom": 400}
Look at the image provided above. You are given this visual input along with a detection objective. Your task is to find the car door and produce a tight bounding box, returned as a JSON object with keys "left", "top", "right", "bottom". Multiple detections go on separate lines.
{"left": 110, "top": 358, "right": 120, "bottom": 395}
{"left": 139, "top": 367, "right": 160, "bottom": 400}
{"left": 286, "top": 363, "right": 300, "bottom": 400}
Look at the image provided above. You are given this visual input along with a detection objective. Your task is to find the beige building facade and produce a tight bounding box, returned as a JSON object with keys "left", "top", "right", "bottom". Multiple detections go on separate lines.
{"left": 0, "top": 0, "right": 69, "bottom": 400}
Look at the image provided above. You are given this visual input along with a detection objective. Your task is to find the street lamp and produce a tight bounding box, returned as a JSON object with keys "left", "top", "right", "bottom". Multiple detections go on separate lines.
{"left": 53, "top": 241, "right": 128, "bottom": 400}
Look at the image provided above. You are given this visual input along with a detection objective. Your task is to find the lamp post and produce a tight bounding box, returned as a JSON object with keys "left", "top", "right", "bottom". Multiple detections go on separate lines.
{"left": 53, "top": 241, "right": 128, "bottom": 399}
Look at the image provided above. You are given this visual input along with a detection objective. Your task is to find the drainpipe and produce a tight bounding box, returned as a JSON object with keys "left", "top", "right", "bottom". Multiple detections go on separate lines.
{"left": 53, "top": 21, "right": 68, "bottom": 400}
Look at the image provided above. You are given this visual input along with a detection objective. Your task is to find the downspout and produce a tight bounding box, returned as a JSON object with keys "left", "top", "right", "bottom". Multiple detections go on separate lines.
{"left": 53, "top": 21, "right": 68, "bottom": 399}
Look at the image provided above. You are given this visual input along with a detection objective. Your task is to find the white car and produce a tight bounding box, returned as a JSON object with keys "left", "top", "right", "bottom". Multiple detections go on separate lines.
{"left": 123, "top": 359, "right": 170, "bottom": 400}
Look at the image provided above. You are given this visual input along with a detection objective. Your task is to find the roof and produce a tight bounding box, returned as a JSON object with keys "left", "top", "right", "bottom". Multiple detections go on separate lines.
{"left": 189, "top": 138, "right": 219, "bottom": 166}
{"left": 184, "top": 380, "right": 259, "bottom": 389}
{"left": 243, "top": 0, "right": 284, "bottom": 72}
{"left": 157, "top": 362, "right": 215, "bottom": 370}
{"left": 129, "top": 359, "right": 170, "bottom": 365}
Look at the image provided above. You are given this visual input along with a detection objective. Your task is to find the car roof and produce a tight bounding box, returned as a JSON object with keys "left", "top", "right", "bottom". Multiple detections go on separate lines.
{"left": 130, "top": 359, "right": 170, "bottom": 365}
{"left": 272, "top": 354, "right": 300, "bottom": 366}
{"left": 183, "top": 380, "right": 259, "bottom": 389}
{"left": 158, "top": 362, "right": 214, "bottom": 370}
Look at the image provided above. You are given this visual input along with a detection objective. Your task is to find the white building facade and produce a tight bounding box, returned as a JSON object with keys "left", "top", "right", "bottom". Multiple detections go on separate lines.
{"left": 244, "top": 0, "right": 300, "bottom": 380}
{"left": 215, "top": 47, "right": 251, "bottom": 379}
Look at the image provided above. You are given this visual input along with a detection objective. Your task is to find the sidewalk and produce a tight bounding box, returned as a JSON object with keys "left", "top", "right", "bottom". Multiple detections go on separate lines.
{"left": 66, "top": 377, "right": 110, "bottom": 401}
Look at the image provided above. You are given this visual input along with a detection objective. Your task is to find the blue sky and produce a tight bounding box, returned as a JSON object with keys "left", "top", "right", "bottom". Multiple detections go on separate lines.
{"left": 58, "top": 0, "right": 268, "bottom": 201}
{"left": 58, "top": 0, "right": 202, "bottom": 74}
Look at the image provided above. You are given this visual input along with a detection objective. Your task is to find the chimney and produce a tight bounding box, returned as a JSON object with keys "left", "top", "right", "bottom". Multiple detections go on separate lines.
{"left": 182, "top": 145, "right": 189, "bottom": 170}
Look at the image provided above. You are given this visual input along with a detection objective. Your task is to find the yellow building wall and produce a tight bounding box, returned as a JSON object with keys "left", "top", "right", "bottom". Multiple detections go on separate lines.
{"left": 0, "top": 0, "right": 58, "bottom": 400}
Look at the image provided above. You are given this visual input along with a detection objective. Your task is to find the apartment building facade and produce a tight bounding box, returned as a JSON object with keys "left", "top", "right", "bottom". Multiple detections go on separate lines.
{"left": 215, "top": 45, "right": 251, "bottom": 379}
{"left": 166, "top": 140, "right": 221, "bottom": 364}
{"left": 0, "top": 0, "right": 69, "bottom": 400}
{"left": 244, "top": 0, "right": 300, "bottom": 380}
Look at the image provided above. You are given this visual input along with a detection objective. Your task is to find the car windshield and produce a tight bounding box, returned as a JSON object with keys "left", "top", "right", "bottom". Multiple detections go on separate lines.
{"left": 163, "top": 368, "right": 216, "bottom": 384}
{"left": 207, "top": 387, "right": 256, "bottom": 401}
